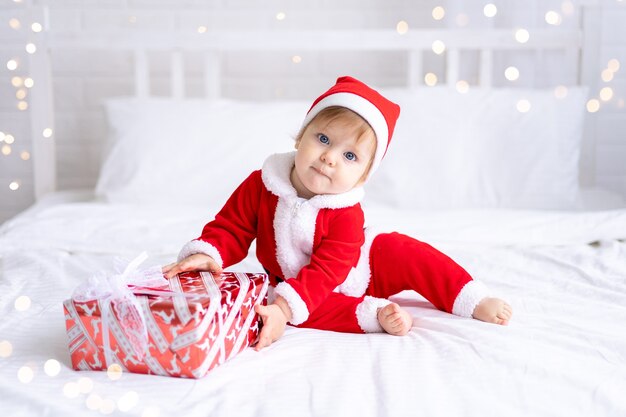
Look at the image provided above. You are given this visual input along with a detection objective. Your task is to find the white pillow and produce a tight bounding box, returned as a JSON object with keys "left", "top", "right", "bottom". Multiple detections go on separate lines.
{"left": 365, "top": 86, "right": 588, "bottom": 210}
{"left": 97, "top": 98, "right": 310, "bottom": 206}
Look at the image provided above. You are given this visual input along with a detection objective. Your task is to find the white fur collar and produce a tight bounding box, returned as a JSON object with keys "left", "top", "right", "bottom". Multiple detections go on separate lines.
{"left": 261, "top": 152, "right": 364, "bottom": 209}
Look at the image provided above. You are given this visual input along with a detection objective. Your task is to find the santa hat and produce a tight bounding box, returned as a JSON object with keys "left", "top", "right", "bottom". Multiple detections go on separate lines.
{"left": 301, "top": 76, "right": 401, "bottom": 179}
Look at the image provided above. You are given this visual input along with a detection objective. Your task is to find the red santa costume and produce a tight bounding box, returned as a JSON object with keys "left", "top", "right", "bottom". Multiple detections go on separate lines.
{"left": 179, "top": 76, "right": 490, "bottom": 333}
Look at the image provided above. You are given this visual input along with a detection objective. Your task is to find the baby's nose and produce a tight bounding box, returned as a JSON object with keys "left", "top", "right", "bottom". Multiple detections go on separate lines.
{"left": 321, "top": 151, "right": 337, "bottom": 166}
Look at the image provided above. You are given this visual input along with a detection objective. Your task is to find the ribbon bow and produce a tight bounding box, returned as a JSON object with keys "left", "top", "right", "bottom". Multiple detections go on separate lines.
{"left": 73, "top": 251, "right": 167, "bottom": 361}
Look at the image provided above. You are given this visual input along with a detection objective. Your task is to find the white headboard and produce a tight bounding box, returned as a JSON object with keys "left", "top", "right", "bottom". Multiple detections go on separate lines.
{"left": 24, "top": 4, "right": 600, "bottom": 200}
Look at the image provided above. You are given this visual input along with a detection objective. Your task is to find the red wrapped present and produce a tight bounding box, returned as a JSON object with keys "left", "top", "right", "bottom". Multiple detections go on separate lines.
{"left": 63, "top": 253, "right": 268, "bottom": 378}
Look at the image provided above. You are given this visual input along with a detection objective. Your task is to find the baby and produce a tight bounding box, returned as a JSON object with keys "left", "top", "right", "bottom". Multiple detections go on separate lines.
{"left": 164, "top": 76, "right": 512, "bottom": 350}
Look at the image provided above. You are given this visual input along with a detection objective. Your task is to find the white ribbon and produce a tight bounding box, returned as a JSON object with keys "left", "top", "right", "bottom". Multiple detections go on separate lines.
{"left": 73, "top": 251, "right": 169, "bottom": 362}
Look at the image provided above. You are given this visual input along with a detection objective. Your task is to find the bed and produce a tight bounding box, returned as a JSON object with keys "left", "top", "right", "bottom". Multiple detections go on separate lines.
{"left": 2, "top": 5, "right": 626, "bottom": 417}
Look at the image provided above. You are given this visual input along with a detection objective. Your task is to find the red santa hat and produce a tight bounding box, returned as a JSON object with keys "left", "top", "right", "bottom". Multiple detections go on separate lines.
{"left": 301, "top": 76, "right": 401, "bottom": 179}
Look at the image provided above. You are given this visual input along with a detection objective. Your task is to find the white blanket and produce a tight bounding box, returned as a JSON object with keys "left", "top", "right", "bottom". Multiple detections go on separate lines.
{"left": 1, "top": 200, "right": 626, "bottom": 417}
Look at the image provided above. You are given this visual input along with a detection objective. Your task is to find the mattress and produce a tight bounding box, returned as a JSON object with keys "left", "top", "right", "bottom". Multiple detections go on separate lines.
{"left": 1, "top": 192, "right": 625, "bottom": 417}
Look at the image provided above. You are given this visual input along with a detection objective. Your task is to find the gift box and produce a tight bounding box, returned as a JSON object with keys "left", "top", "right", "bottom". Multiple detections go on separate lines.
{"left": 63, "top": 254, "right": 268, "bottom": 378}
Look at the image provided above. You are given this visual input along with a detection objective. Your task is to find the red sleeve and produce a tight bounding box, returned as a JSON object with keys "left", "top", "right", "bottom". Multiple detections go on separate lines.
{"left": 274, "top": 206, "right": 365, "bottom": 325}
{"left": 178, "top": 170, "right": 262, "bottom": 268}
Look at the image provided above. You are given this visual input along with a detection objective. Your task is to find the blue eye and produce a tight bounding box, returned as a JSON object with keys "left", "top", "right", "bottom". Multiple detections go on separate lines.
{"left": 344, "top": 151, "right": 357, "bottom": 161}
{"left": 318, "top": 134, "right": 329, "bottom": 144}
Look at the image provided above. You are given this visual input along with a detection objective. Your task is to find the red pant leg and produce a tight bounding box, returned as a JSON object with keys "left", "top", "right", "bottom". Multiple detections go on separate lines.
{"left": 367, "top": 232, "right": 474, "bottom": 313}
{"left": 296, "top": 291, "right": 365, "bottom": 334}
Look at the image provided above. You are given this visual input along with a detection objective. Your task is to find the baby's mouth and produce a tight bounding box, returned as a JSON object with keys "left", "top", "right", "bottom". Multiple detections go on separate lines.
{"left": 312, "top": 166, "right": 329, "bottom": 178}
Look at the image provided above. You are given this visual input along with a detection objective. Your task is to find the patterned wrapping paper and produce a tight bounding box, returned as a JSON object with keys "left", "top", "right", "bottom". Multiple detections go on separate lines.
{"left": 63, "top": 271, "right": 268, "bottom": 379}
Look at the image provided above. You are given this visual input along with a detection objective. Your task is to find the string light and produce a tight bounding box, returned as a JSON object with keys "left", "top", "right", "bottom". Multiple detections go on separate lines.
{"left": 554, "top": 85, "right": 568, "bottom": 99}
{"left": 504, "top": 66, "right": 520, "bottom": 81}
{"left": 432, "top": 6, "right": 445, "bottom": 20}
{"left": 291, "top": 55, "right": 302, "bottom": 64}
{"left": 14, "top": 295, "right": 30, "bottom": 310}
{"left": 18, "top": 101, "right": 29, "bottom": 111}
{"left": 586, "top": 99, "right": 600, "bottom": 113}
{"left": 20, "top": 151, "right": 30, "bottom": 160}
{"left": 601, "top": 69, "right": 614, "bottom": 82}
{"left": 456, "top": 80, "right": 469, "bottom": 93}
{"left": 11, "top": 76, "right": 23, "bottom": 87}
{"left": 24, "top": 78, "right": 34, "bottom": 88}
{"left": 7, "top": 59, "right": 19, "bottom": 71}
{"left": 515, "top": 29, "right": 530, "bottom": 43}
{"left": 107, "top": 364, "right": 123, "bottom": 380}
{"left": 43, "top": 128, "right": 53, "bottom": 138}
{"left": 197, "top": 26, "right": 207, "bottom": 34}
{"left": 9, "top": 18, "right": 21, "bottom": 30}
{"left": 16, "top": 89, "right": 27, "bottom": 100}
{"left": 516, "top": 99, "right": 531, "bottom": 113}
{"left": 4, "top": 134, "right": 15, "bottom": 144}
{"left": 2, "top": 145, "right": 11, "bottom": 155}
{"left": 432, "top": 40, "right": 446, "bottom": 55}
{"left": 276, "top": 12, "right": 286, "bottom": 21}
{"left": 600, "top": 87, "right": 613, "bottom": 101}
{"left": 396, "top": 20, "right": 409, "bottom": 35}
{"left": 44, "top": 359, "right": 61, "bottom": 376}
{"left": 17, "top": 366, "right": 34, "bottom": 383}
{"left": 608, "top": 59, "right": 620, "bottom": 73}
{"left": 424, "top": 73, "right": 438, "bottom": 86}
{"left": 25, "top": 43, "right": 37, "bottom": 54}
{"left": 31, "top": 22, "right": 43, "bottom": 33}
{"left": 484, "top": 4, "right": 498, "bottom": 18}
{"left": 0, "top": 340, "right": 13, "bottom": 357}
{"left": 0, "top": 131, "right": 5, "bottom": 142}
{"left": 545, "top": 11, "right": 562, "bottom": 26}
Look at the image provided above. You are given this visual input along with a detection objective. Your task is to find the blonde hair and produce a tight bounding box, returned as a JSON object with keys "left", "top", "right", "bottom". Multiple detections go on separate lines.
{"left": 296, "top": 106, "right": 377, "bottom": 180}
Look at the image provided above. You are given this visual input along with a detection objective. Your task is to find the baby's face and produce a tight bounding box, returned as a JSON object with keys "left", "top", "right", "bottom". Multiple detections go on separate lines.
{"left": 291, "top": 117, "right": 375, "bottom": 198}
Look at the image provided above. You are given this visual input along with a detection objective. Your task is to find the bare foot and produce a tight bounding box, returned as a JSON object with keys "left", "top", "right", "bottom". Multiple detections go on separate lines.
{"left": 377, "top": 303, "right": 412, "bottom": 336}
{"left": 472, "top": 297, "right": 512, "bottom": 325}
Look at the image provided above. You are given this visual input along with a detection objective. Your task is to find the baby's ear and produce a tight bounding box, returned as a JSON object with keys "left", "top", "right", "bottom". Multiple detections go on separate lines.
{"left": 294, "top": 138, "right": 301, "bottom": 150}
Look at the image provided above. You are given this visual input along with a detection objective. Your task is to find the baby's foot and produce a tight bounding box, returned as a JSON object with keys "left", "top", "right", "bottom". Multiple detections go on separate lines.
{"left": 377, "top": 303, "right": 412, "bottom": 336}
{"left": 472, "top": 297, "right": 513, "bottom": 325}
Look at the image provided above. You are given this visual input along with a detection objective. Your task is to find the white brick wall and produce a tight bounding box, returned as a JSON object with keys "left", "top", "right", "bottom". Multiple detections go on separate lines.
{"left": 1, "top": 0, "right": 626, "bottom": 224}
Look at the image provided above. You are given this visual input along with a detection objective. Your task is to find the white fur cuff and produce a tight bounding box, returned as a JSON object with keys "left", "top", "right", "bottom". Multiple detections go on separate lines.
{"left": 355, "top": 296, "right": 392, "bottom": 333}
{"left": 451, "top": 280, "right": 490, "bottom": 318}
{"left": 177, "top": 239, "right": 224, "bottom": 268}
{"left": 274, "top": 281, "right": 310, "bottom": 325}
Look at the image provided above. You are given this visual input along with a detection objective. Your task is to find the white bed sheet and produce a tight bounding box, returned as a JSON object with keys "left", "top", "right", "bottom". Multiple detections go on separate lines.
{"left": 1, "top": 195, "right": 626, "bottom": 417}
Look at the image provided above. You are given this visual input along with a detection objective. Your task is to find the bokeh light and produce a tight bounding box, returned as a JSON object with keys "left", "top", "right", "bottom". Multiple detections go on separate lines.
{"left": 15, "top": 295, "right": 31, "bottom": 311}
{"left": 18, "top": 366, "right": 34, "bottom": 383}
{"left": 586, "top": 99, "right": 600, "bottom": 113}
{"left": 516, "top": 99, "right": 532, "bottom": 113}
{"left": 107, "top": 363, "right": 123, "bottom": 380}
{"left": 44, "top": 359, "right": 61, "bottom": 376}
{"left": 396, "top": 20, "right": 409, "bottom": 34}
{"left": 484, "top": 4, "right": 498, "bottom": 18}
{"left": 0, "top": 341, "right": 13, "bottom": 358}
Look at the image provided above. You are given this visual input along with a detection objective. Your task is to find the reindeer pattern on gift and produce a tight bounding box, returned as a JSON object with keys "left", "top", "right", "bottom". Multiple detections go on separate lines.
{"left": 154, "top": 309, "right": 176, "bottom": 325}
{"left": 78, "top": 302, "right": 97, "bottom": 317}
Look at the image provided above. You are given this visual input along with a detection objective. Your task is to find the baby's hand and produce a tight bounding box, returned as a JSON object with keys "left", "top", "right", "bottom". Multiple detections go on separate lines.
{"left": 253, "top": 296, "right": 292, "bottom": 351}
{"left": 162, "top": 254, "right": 222, "bottom": 279}
{"left": 472, "top": 297, "right": 512, "bottom": 325}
